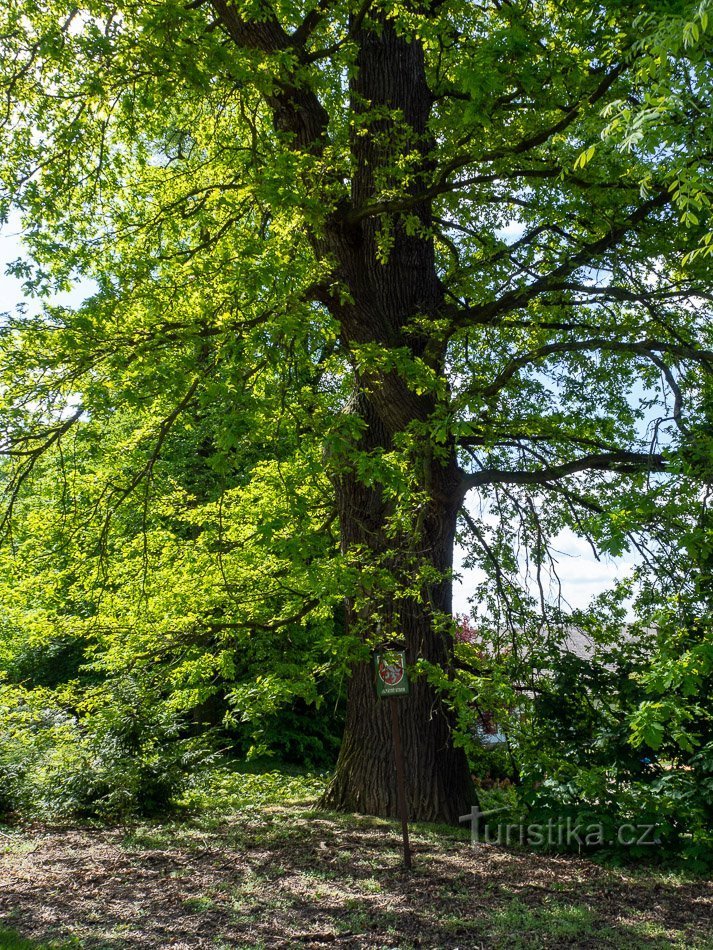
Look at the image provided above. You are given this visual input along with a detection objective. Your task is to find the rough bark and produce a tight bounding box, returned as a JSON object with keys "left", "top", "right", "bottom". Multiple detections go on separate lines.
{"left": 316, "top": 21, "right": 476, "bottom": 823}
{"left": 320, "top": 393, "right": 476, "bottom": 823}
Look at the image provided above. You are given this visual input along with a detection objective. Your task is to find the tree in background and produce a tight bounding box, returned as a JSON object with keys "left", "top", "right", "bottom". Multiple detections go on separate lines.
{"left": 0, "top": 0, "right": 712, "bottom": 823}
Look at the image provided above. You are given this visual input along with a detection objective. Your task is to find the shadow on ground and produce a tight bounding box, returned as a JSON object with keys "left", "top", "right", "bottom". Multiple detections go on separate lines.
{"left": 1, "top": 806, "right": 711, "bottom": 948}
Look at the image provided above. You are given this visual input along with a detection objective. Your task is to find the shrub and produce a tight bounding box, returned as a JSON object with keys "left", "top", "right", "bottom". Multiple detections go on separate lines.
{"left": 0, "top": 679, "right": 214, "bottom": 821}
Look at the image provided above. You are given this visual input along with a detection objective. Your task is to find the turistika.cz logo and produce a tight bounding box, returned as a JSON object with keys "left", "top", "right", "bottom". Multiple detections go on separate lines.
{"left": 459, "top": 806, "right": 659, "bottom": 848}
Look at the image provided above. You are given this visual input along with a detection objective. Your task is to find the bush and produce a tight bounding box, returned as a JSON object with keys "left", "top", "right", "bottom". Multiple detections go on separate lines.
{"left": 0, "top": 679, "right": 214, "bottom": 821}
{"left": 510, "top": 641, "right": 713, "bottom": 870}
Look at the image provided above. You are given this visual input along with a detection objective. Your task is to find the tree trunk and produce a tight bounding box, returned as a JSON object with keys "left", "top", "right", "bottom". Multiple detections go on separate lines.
{"left": 323, "top": 653, "right": 475, "bottom": 824}
{"left": 320, "top": 389, "right": 476, "bottom": 824}
{"left": 316, "top": 19, "right": 476, "bottom": 823}
{"left": 321, "top": 453, "right": 476, "bottom": 821}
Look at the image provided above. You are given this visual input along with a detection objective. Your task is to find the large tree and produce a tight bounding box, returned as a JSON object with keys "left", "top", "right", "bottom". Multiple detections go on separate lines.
{"left": 1, "top": 0, "right": 712, "bottom": 822}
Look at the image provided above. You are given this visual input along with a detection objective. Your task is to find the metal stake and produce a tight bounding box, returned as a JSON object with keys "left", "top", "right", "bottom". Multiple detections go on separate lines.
{"left": 389, "top": 695, "right": 412, "bottom": 870}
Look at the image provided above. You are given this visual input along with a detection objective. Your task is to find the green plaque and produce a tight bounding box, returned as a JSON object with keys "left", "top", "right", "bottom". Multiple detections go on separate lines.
{"left": 374, "top": 650, "right": 409, "bottom": 698}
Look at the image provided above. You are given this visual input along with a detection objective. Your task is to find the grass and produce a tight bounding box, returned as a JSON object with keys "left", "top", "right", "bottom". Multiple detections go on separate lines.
{"left": 174, "top": 758, "right": 328, "bottom": 818}
{"left": 0, "top": 928, "right": 78, "bottom": 949}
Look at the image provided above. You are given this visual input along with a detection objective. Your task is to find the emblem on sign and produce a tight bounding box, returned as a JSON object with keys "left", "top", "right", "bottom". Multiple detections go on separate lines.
{"left": 374, "top": 650, "right": 409, "bottom": 697}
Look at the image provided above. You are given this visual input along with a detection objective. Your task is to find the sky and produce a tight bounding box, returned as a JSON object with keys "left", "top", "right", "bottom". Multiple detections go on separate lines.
{"left": 0, "top": 215, "right": 91, "bottom": 315}
{"left": 1, "top": 223, "right": 638, "bottom": 615}
{"left": 451, "top": 525, "right": 637, "bottom": 616}
{"left": 0, "top": 219, "right": 28, "bottom": 311}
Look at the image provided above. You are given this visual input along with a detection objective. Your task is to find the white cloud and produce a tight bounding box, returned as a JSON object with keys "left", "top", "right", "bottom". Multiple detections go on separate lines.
{"left": 453, "top": 525, "right": 637, "bottom": 616}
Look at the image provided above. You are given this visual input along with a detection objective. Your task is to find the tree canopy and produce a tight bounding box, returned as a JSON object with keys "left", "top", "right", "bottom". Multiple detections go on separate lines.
{"left": 0, "top": 0, "right": 712, "bottom": 830}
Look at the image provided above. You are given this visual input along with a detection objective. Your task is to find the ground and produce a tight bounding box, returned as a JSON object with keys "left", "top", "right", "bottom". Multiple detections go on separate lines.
{"left": 0, "top": 771, "right": 711, "bottom": 949}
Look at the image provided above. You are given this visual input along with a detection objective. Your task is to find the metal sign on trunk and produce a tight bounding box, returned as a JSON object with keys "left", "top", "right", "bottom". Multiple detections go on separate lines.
{"left": 374, "top": 650, "right": 409, "bottom": 697}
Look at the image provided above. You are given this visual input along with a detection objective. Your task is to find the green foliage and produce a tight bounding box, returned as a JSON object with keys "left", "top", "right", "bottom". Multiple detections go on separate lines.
{"left": 501, "top": 623, "right": 713, "bottom": 869}
{"left": 242, "top": 698, "right": 345, "bottom": 769}
{"left": 0, "top": 398, "right": 347, "bottom": 816}
{"left": 0, "top": 679, "right": 214, "bottom": 820}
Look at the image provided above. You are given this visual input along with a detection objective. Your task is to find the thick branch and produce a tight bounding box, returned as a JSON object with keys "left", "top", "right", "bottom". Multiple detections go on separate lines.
{"left": 460, "top": 450, "right": 666, "bottom": 496}
{"left": 473, "top": 338, "right": 713, "bottom": 400}
{"left": 451, "top": 191, "right": 671, "bottom": 329}
{"left": 210, "top": 0, "right": 330, "bottom": 153}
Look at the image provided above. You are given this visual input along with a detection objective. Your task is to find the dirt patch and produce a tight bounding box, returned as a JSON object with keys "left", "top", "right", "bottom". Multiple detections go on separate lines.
{"left": 1, "top": 809, "right": 711, "bottom": 948}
